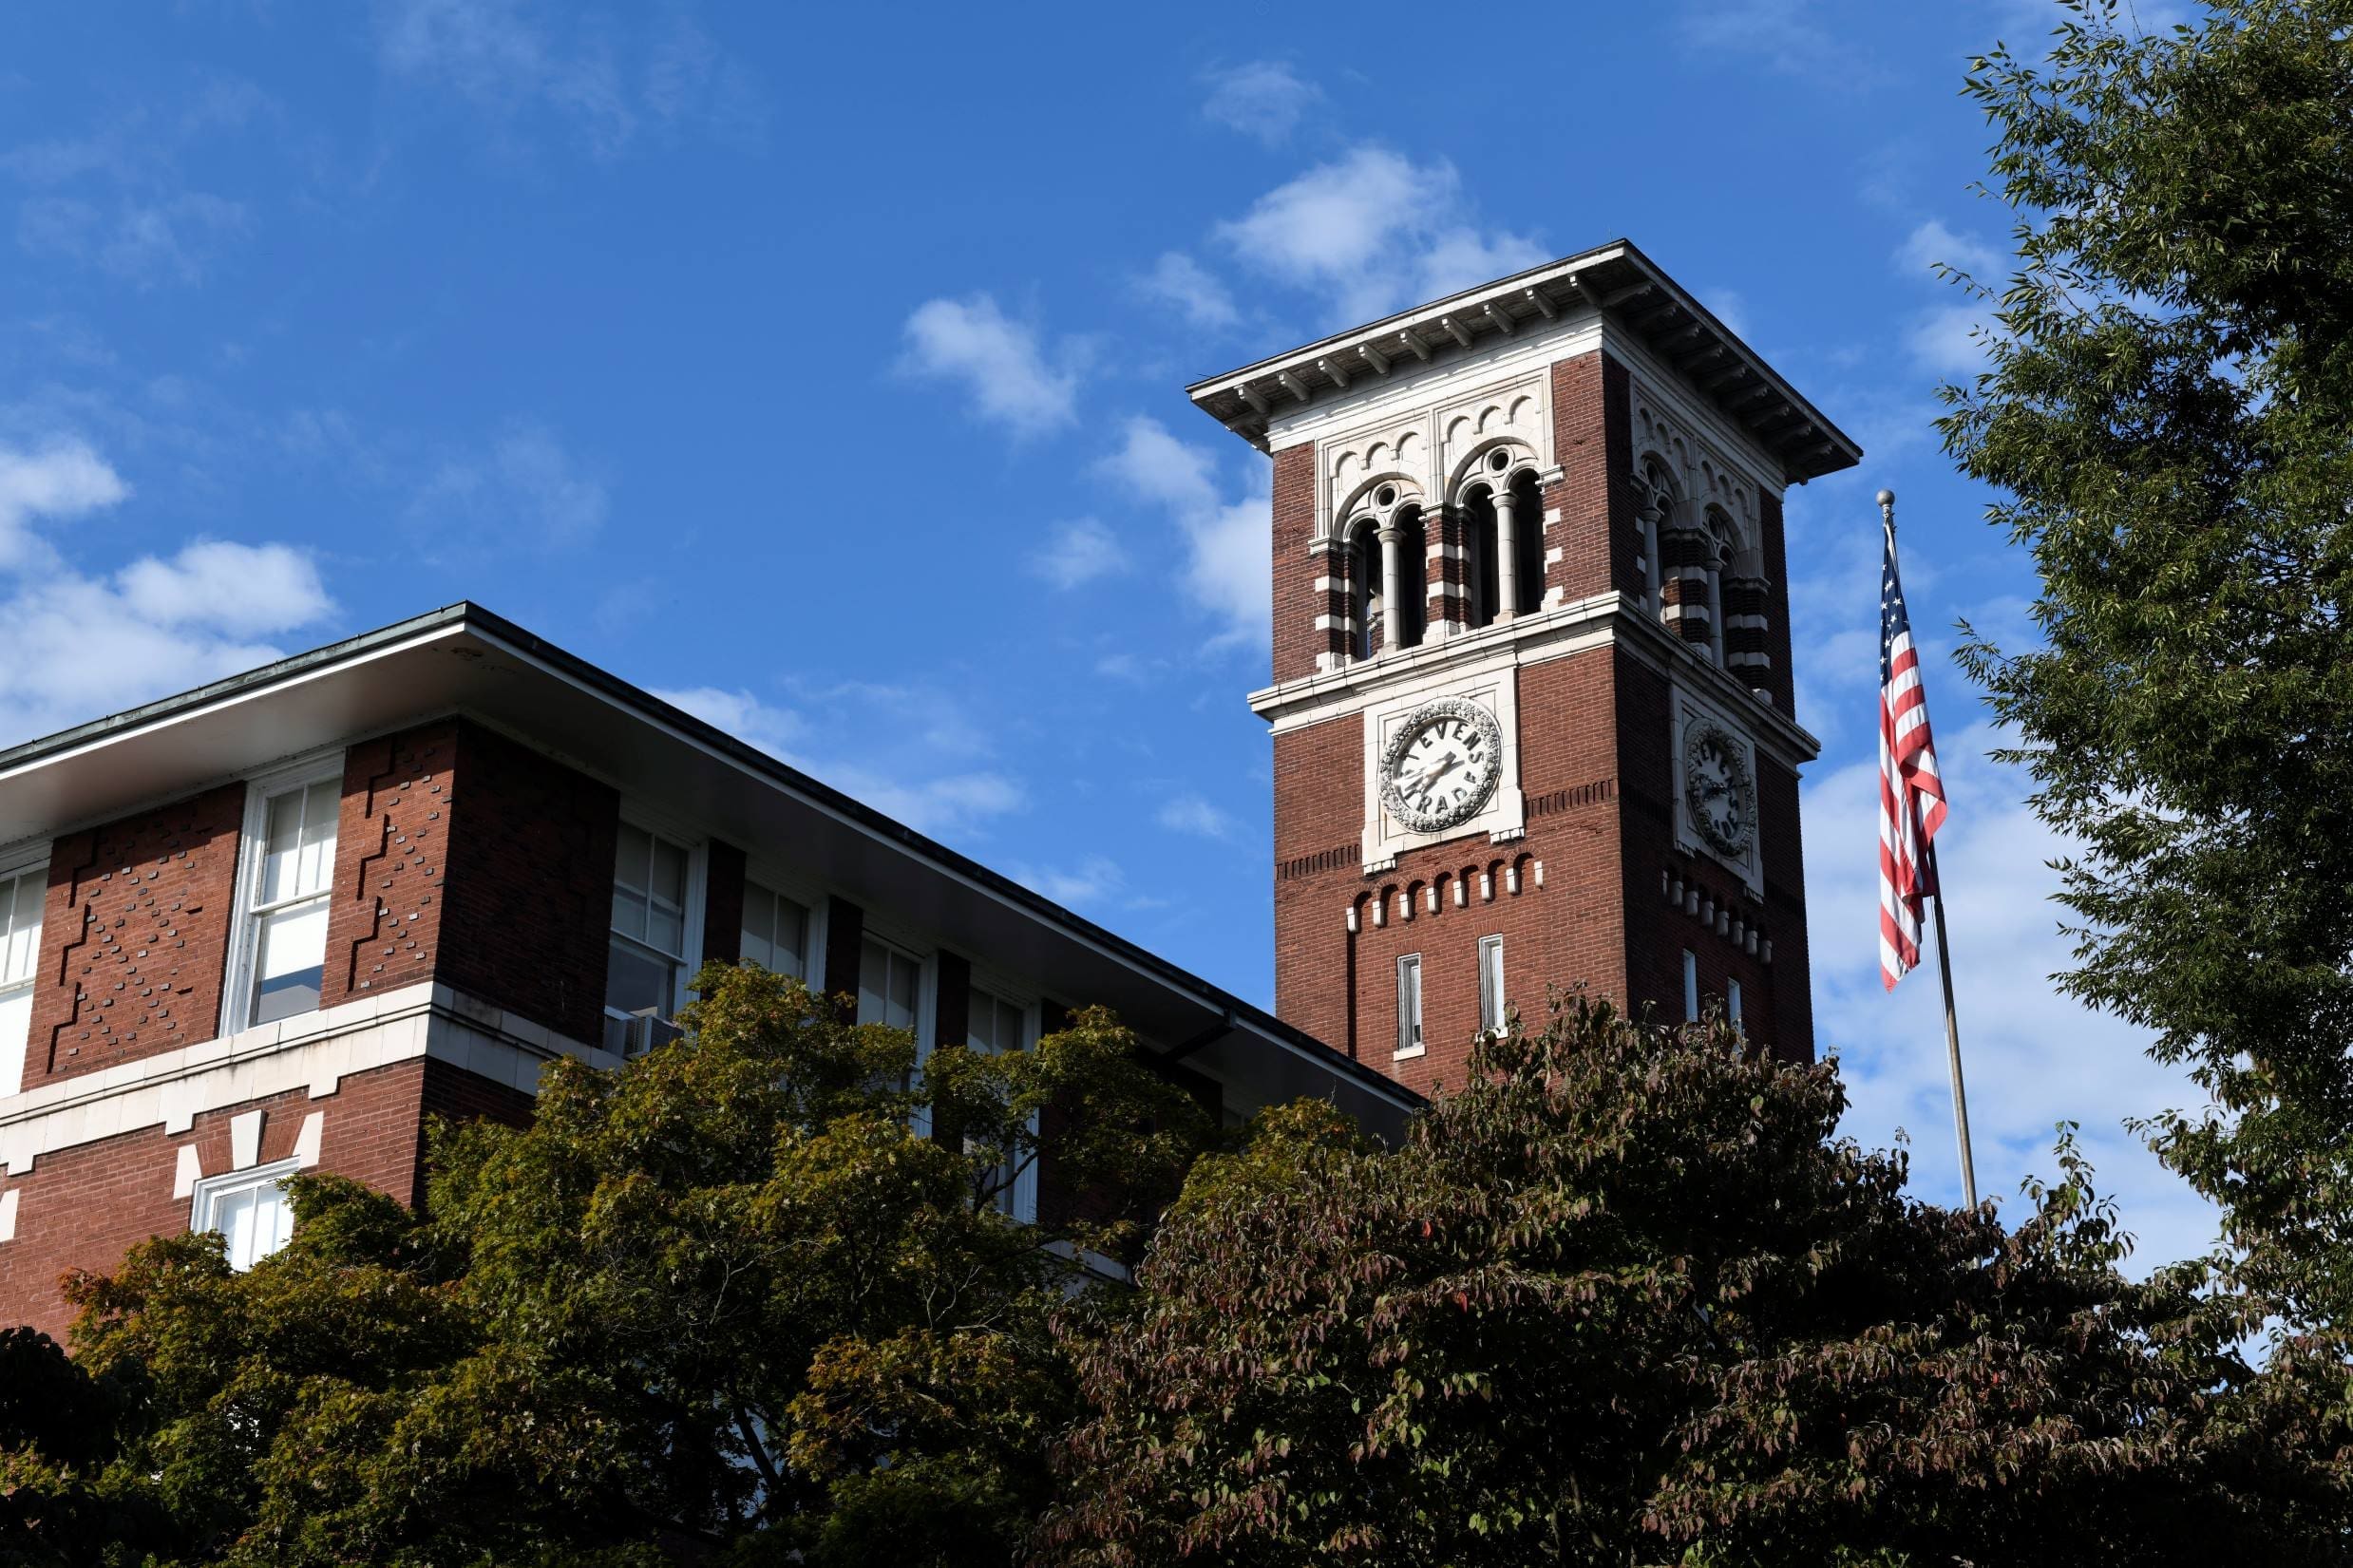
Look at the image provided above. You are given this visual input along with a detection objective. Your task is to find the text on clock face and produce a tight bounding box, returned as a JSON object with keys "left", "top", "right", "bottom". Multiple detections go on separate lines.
{"left": 1392, "top": 719, "right": 1491, "bottom": 810}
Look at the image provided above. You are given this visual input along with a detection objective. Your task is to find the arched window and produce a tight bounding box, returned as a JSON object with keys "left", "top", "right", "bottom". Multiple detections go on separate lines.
{"left": 1509, "top": 469, "right": 1544, "bottom": 617}
{"left": 1704, "top": 506, "right": 1736, "bottom": 665}
{"left": 1636, "top": 461, "right": 1673, "bottom": 615}
{"left": 1349, "top": 519, "right": 1381, "bottom": 662}
{"left": 1394, "top": 505, "right": 1428, "bottom": 649}
{"left": 1466, "top": 483, "right": 1500, "bottom": 630}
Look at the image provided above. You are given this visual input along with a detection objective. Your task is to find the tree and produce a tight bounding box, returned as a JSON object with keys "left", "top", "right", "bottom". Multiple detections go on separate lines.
{"left": 53, "top": 964, "right": 1212, "bottom": 1567}
{"left": 1038, "top": 999, "right": 2344, "bottom": 1566}
{"left": 1939, "top": 1, "right": 2353, "bottom": 1336}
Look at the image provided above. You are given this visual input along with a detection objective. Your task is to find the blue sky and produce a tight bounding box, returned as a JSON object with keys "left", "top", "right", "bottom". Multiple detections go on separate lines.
{"left": 0, "top": 1, "right": 2215, "bottom": 1265}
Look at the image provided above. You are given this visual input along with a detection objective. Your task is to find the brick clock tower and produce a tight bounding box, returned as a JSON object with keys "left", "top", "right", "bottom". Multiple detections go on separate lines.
{"left": 1189, "top": 240, "right": 1860, "bottom": 1094}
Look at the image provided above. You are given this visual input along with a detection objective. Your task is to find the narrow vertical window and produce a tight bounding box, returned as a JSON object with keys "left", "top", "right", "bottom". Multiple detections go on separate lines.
{"left": 739, "top": 881, "right": 809, "bottom": 978}
{"left": 1477, "top": 934, "right": 1505, "bottom": 1036}
{"left": 0, "top": 860, "right": 45, "bottom": 1098}
{"left": 242, "top": 777, "right": 339, "bottom": 1027}
{"left": 606, "top": 822, "right": 693, "bottom": 1056}
{"left": 1728, "top": 978, "right": 1744, "bottom": 1030}
{"left": 1395, "top": 954, "right": 1423, "bottom": 1057}
{"left": 967, "top": 986, "right": 1036, "bottom": 1221}
{"left": 1682, "top": 950, "right": 1700, "bottom": 1022}
{"left": 192, "top": 1161, "right": 299, "bottom": 1271}
{"left": 857, "top": 936, "right": 923, "bottom": 1032}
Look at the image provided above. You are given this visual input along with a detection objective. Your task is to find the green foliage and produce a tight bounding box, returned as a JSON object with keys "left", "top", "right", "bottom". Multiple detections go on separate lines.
{"left": 1940, "top": 0, "right": 2353, "bottom": 1337}
{"left": 1038, "top": 999, "right": 2343, "bottom": 1565}
{"left": 44, "top": 965, "right": 1211, "bottom": 1566}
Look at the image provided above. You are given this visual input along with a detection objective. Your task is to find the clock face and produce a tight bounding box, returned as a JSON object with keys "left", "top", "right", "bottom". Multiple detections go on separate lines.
{"left": 1379, "top": 697, "right": 1505, "bottom": 834}
{"left": 1683, "top": 722, "right": 1755, "bottom": 858}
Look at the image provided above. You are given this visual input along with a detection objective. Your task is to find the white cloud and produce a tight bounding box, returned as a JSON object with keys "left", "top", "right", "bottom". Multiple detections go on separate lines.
{"left": 1895, "top": 218, "right": 2006, "bottom": 284}
{"left": 1030, "top": 517, "right": 1126, "bottom": 591}
{"left": 659, "top": 685, "right": 1025, "bottom": 841}
{"left": 1007, "top": 854, "right": 1129, "bottom": 909}
{"left": 1200, "top": 61, "right": 1323, "bottom": 144}
{"left": 0, "top": 438, "right": 337, "bottom": 744}
{"left": 1216, "top": 146, "right": 1547, "bottom": 328}
{"left": 0, "top": 439, "right": 127, "bottom": 568}
{"left": 1156, "top": 792, "right": 1235, "bottom": 840}
{"left": 1680, "top": 0, "right": 1885, "bottom": 83}
{"left": 900, "top": 294, "right": 1081, "bottom": 438}
{"left": 1096, "top": 416, "right": 1267, "bottom": 649}
{"left": 1136, "top": 252, "right": 1241, "bottom": 332}
{"left": 412, "top": 419, "right": 609, "bottom": 545}
{"left": 1698, "top": 287, "right": 1752, "bottom": 339}
{"left": 15, "top": 193, "right": 249, "bottom": 288}
{"left": 1907, "top": 304, "right": 1993, "bottom": 375}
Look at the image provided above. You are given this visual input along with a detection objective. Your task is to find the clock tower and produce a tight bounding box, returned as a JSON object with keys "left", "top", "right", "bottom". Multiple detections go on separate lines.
{"left": 1188, "top": 240, "right": 1858, "bottom": 1095}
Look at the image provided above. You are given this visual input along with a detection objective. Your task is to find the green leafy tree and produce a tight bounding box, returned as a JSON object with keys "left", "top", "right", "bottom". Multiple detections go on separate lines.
{"left": 54, "top": 964, "right": 1211, "bottom": 1567}
{"left": 1038, "top": 999, "right": 2344, "bottom": 1566}
{"left": 1939, "top": 0, "right": 2353, "bottom": 1336}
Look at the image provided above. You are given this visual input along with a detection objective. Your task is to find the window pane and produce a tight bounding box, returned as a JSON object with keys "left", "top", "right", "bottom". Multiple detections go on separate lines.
{"left": 612, "top": 825, "right": 651, "bottom": 936}
{"left": 217, "top": 1185, "right": 256, "bottom": 1267}
{"left": 1728, "top": 979, "right": 1743, "bottom": 1026}
{"left": 1397, "top": 957, "right": 1422, "bottom": 1053}
{"left": 0, "top": 870, "right": 42, "bottom": 987}
{"left": 651, "top": 838, "right": 689, "bottom": 907}
{"left": 1479, "top": 936, "right": 1504, "bottom": 1032}
{"left": 605, "top": 935, "right": 675, "bottom": 1017}
{"left": 0, "top": 988, "right": 28, "bottom": 1099}
{"left": 741, "top": 888, "right": 774, "bottom": 968}
{"left": 251, "top": 901, "right": 327, "bottom": 1024}
{"left": 295, "top": 780, "right": 339, "bottom": 897}
{"left": 769, "top": 896, "right": 806, "bottom": 978}
{"left": 888, "top": 953, "right": 918, "bottom": 1030}
{"left": 858, "top": 939, "right": 919, "bottom": 1031}
{"left": 1682, "top": 951, "right": 1700, "bottom": 1022}
{"left": 260, "top": 789, "right": 306, "bottom": 904}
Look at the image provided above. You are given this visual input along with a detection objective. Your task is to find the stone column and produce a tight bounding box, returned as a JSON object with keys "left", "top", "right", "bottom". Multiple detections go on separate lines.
{"left": 1493, "top": 487, "right": 1520, "bottom": 621}
{"left": 1378, "top": 523, "right": 1406, "bottom": 652}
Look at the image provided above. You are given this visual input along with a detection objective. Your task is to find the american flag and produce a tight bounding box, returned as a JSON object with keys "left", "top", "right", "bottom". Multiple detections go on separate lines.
{"left": 1878, "top": 515, "right": 1947, "bottom": 990}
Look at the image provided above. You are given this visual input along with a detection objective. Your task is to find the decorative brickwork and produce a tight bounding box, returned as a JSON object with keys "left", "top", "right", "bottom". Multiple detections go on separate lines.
{"left": 27, "top": 782, "right": 246, "bottom": 1087}
{"left": 1269, "top": 442, "right": 1329, "bottom": 684}
{"left": 1544, "top": 350, "right": 1633, "bottom": 604}
{"left": 324, "top": 724, "right": 459, "bottom": 1014}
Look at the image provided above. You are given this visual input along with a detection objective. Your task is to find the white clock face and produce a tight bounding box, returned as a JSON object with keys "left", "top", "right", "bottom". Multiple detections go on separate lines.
{"left": 1683, "top": 722, "right": 1755, "bottom": 858}
{"left": 1380, "top": 698, "right": 1504, "bottom": 833}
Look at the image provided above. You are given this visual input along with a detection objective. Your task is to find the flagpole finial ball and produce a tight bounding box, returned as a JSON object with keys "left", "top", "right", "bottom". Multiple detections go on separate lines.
{"left": 1876, "top": 488, "right": 1895, "bottom": 509}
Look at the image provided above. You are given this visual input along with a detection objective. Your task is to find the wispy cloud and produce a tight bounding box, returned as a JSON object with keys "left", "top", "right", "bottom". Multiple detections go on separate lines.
{"left": 659, "top": 684, "right": 1026, "bottom": 841}
{"left": 1096, "top": 416, "right": 1267, "bottom": 650}
{"left": 0, "top": 437, "right": 337, "bottom": 743}
{"left": 411, "top": 418, "right": 610, "bottom": 545}
{"left": 1030, "top": 518, "right": 1127, "bottom": 591}
{"left": 16, "top": 193, "right": 250, "bottom": 288}
{"left": 900, "top": 294, "right": 1083, "bottom": 438}
{"left": 372, "top": 0, "right": 768, "bottom": 157}
{"left": 1135, "top": 252, "right": 1241, "bottom": 332}
{"left": 1200, "top": 61, "right": 1323, "bottom": 145}
{"left": 1216, "top": 146, "right": 1546, "bottom": 327}
{"left": 1006, "top": 853, "right": 1130, "bottom": 909}
{"left": 1679, "top": 0, "right": 1886, "bottom": 84}
{"left": 1156, "top": 792, "right": 1236, "bottom": 840}
{"left": 1895, "top": 218, "right": 2006, "bottom": 284}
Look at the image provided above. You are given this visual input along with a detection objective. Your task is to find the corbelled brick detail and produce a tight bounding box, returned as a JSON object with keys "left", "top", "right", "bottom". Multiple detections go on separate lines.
{"left": 27, "top": 782, "right": 246, "bottom": 1086}
{"left": 322, "top": 720, "right": 619, "bottom": 1047}
{"left": 324, "top": 725, "right": 459, "bottom": 1012}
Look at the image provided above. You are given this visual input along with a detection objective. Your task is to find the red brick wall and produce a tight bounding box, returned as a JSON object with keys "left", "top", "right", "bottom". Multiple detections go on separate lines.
{"left": 26, "top": 782, "right": 246, "bottom": 1086}
{"left": 1270, "top": 714, "right": 1365, "bottom": 1057}
{"left": 1544, "top": 349, "right": 1634, "bottom": 604}
{"left": 429, "top": 722, "right": 619, "bottom": 1047}
{"left": 1269, "top": 442, "right": 1328, "bottom": 686}
{"left": 324, "top": 724, "right": 461, "bottom": 1011}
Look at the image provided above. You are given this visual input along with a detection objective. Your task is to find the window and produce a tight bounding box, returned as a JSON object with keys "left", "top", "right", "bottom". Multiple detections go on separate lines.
{"left": 192, "top": 1160, "right": 298, "bottom": 1271}
{"left": 1395, "top": 954, "right": 1423, "bottom": 1057}
{"left": 235, "top": 776, "right": 339, "bottom": 1028}
{"left": 0, "top": 859, "right": 44, "bottom": 1098}
{"left": 1682, "top": 950, "right": 1700, "bottom": 1023}
{"left": 967, "top": 985, "right": 1037, "bottom": 1221}
{"left": 1728, "top": 978, "right": 1744, "bottom": 1030}
{"left": 606, "top": 822, "right": 693, "bottom": 1056}
{"left": 739, "top": 881, "right": 808, "bottom": 978}
{"left": 857, "top": 936, "right": 922, "bottom": 1032}
{"left": 1478, "top": 935, "right": 1506, "bottom": 1036}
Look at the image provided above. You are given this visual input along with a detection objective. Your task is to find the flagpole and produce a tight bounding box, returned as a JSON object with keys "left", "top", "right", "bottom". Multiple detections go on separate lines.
{"left": 1881, "top": 489, "right": 1980, "bottom": 1211}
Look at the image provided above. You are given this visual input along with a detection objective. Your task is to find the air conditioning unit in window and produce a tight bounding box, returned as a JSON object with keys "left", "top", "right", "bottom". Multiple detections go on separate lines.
{"left": 614, "top": 1010, "right": 682, "bottom": 1060}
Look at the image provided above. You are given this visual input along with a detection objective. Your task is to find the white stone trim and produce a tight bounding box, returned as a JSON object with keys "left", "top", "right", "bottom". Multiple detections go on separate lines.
{"left": 0, "top": 982, "right": 611, "bottom": 1176}
{"left": 230, "top": 1108, "right": 265, "bottom": 1170}
{"left": 173, "top": 1143, "right": 202, "bottom": 1198}
{"left": 292, "top": 1110, "right": 323, "bottom": 1167}
{"left": 0, "top": 1187, "right": 15, "bottom": 1242}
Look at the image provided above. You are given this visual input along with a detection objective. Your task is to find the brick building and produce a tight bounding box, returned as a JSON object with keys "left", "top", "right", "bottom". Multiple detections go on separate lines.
{"left": 0, "top": 239, "right": 1852, "bottom": 1339}
{"left": 1188, "top": 238, "right": 1857, "bottom": 1094}
{"left": 0, "top": 606, "right": 1414, "bottom": 1340}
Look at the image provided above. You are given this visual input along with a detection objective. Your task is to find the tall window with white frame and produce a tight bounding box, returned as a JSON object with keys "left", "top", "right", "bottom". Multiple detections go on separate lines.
{"left": 235, "top": 776, "right": 339, "bottom": 1028}
{"left": 0, "top": 857, "right": 45, "bottom": 1097}
{"left": 606, "top": 822, "right": 693, "bottom": 1056}
{"left": 1728, "top": 978, "right": 1744, "bottom": 1032}
{"left": 1395, "top": 954, "right": 1424, "bottom": 1057}
{"left": 191, "top": 1161, "right": 298, "bottom": 1271}
{"left": 1682, "top": 950, "right": 1700, "bottom": 1023}
{"left": 966, "top": 985, "right": 1037, "bottom": 1222}
{"left": 739, "top": 880, "right": 808, "bottom": 978}
{"left": 1477, "top": 934, "right": 1506, "bottom": 1038}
